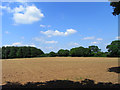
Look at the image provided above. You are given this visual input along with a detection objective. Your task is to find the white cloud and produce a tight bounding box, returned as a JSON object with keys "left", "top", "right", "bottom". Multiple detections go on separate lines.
{"left": 91, "top": 41, "right": 100, "bottom": 44}
{"left": 4, "top": 42, "right": 36, "bottom": 47}
{"left": 33, "top": 37, "right": 58, "bottom": 44}
{"left": 40, "top": 24, "right": 46, "bottom": 28}
{"left": 40, "top": 24, "right": 51, "bottom": 28}
{"left": 83, "top": 36, "right": 95, "bottom": 40}
{"left": 12, "top": 42, "right": 22, "bottom": 46}
{"left": 0, "top": 5, "right": 12, "bottom": 13}
{"left": 96, "top": 38, "right": 103, "bottom": 41}
{"left": 13, "top": 5, "right": 44, "bottom": 24}
{"left": 40, "top": 29, "right": 77, "bottom": 37}
{"left": 15, "top": 0, "right": 29, "bottom": 3}
{"left": 14, "top": 5, "right": 25, "bottom": 13}
{"left": 1, "top": 5, "right": 44, "bottom": 24}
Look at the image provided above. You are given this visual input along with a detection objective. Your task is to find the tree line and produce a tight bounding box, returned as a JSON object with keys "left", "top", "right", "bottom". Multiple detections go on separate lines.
{"left": 0, "top": 40, "right": 120, "bottom": 59}
{"left": 1, "top": 46, "right": 44, "bottom": 59}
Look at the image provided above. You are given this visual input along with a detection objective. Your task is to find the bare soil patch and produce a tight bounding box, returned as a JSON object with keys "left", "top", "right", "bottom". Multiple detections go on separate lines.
{"left": 2, "top": 57, "right": 119, "bottom": 84}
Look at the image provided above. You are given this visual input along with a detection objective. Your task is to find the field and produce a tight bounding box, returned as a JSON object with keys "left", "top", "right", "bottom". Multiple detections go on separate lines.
{"left": 2, "top": 57, "right": 119, "bottom": 85}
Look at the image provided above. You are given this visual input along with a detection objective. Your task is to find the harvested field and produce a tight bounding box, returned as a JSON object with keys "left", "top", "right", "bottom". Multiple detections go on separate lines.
{"left": 2, "top": 57, "right": 119, "bottom": 84}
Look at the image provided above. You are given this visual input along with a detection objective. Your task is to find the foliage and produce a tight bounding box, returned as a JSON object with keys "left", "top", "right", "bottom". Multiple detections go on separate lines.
{"left": 94, "top": 52, "right": 107, "bottom": 57}
{"left": 2, "top": 46, "right": 44, "bottom": 59}
{"left": 110, "top": 1, "right": 120, "bottom": 16}
{"left": 89, "top": 45, "right": 101, "bottom": 53}
{"left": 49, "top": 51, "right": 56, "bottom": 57}
{"left": 70, "top": 46, "right": 91, "bottom": 57}
{"left": 1, "top": 40, "right": 119, "bottom": 59}
{"left": 106, "top": 40, "right": 120, "bottom": 57}
{"left": 40, "top": 53, "right": 49, "bottom": 57}
{"left": 57, "top": 49, "right": 69, "bottom": 57}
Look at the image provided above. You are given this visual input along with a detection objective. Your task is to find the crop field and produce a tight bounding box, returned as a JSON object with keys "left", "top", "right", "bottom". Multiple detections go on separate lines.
{"left": 2, "top": 57, "right": 119, "bottom": 85}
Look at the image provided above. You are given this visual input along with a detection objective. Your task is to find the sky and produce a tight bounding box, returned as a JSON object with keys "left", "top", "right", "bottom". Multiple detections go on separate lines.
{"left": 1, "top": 2, "right": 119, "bottom": 53}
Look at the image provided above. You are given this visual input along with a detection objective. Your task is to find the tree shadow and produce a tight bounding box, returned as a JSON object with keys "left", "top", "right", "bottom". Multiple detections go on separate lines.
{"left": 108, "top": 67, "right": 120, "bottom": 73}
{"left": 1, "top": 79, "right": 120, "bottom": 89}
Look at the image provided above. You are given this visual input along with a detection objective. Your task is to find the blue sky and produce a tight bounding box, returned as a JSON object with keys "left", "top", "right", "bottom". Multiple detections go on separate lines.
{"left": 1, "top": 2, "right": 118, "bottom": 53}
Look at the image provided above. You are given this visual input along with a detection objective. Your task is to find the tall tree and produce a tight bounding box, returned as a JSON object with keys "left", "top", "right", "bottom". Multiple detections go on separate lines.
{"left": 70, "top": 47, "right": 91, "bottom": 57}
{"left": 2, "top": 46, "right": 44, "bottom": 59}
{"left": 106, "top": 40, "right": 120, "bottom": 57}
{"left": 49, "top": 51, "right": 56, "bottom": 57}
{"left": 16, "top": 47, "right": 23, "bottom": 58}
{"left": 57, "top": 49, "right": 69, "bottom": 56}
{"left": 4, "top": 47, "right": 11, "bottom": 59}
{"left": 8, "top": 46, "right": 17, "bottom": 58}
{"left": 110, "top": 1, "right": 120, "bottom": 16}
{"left": 89, "top": 45, "right": 101, "bottom": 54}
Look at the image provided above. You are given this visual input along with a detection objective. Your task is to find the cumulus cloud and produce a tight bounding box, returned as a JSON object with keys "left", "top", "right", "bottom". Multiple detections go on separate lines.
{"left": 40, "top": 29, "right": 77, "bottom": 37}
{"left": 13, "top": 5, "right": 44, "bottom": 24}
{"left": 1, "top": 5, "right": 44, "bottom": 24}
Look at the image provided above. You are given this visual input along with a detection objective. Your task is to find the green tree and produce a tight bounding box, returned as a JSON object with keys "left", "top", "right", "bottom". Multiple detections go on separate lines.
{"left": 89, "top": 45, "right": 101, "bottom": 54}
{"left": 16, "top": 47, "right": 23, "bottom": 58}
{"left": 94, "top": 52, "right": 107, "bottom": 57}
{"left": 106, "top": 40, "right": 120, "bottom": 57}
{"left": 4, "top": 47, "right": 11, "bottom": 59}
{"left": 57, "top": 49, "right": 69, "bottom": 56}
{"left": 49, "top": 51, "right": 56, "bottom": 57}
{"left": 0, "top": 48, "right": 2, "bottom": 59}
{"left": 8, "top": 46, "right": 17, "bottom": 58}
{"left": 2, "top": 46, "right": 5, "bottom": 59}
{"left": 110, "top": 1, "right": 120, "bottom": 16}
{"left": 2, "top": 46, "right": 44, "bottom": 59}
{"left": 70, "top": 47, "right": 91, "bottom": 57}
{"left": 30, "top": 47, "right": 44, "bottom": 57}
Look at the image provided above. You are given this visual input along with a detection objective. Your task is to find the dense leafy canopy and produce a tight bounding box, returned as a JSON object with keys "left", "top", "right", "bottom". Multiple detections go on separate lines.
{"left": 106, "top": 40, "right": 120, "bottom": 57}
{"left": 110, "top": 1, "right": 120, "bottom": 16}
{"left": 69, "top": 47, "right": 91, "bottom": 57}
{"left": 49, "top": 51, "right": 56, "bottom": 57}
{"left": 1, "top": 40, "right": 119, "bottom": 59}
{"left": 2, "top": 46, "right": 44, "bottom": 59}
{"left": 57, "top": 49, "right": 69, "bottom": 56}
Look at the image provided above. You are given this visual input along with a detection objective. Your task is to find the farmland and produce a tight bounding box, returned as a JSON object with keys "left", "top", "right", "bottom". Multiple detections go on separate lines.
{"left": 2, "top": 57, "right": 119, "bottom": 85}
